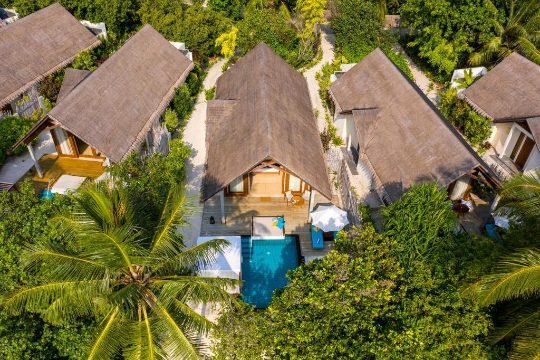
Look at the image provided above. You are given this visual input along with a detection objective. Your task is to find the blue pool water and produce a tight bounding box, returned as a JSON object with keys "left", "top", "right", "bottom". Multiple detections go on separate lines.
{"left": 241, "top": 236, "right": 299, "bottom": 308}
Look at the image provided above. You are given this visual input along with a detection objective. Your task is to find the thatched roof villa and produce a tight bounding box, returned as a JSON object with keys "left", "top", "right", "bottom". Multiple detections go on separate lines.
{"left": 14, "top": 24, "right": 193, "bottom": 186}
{"left": 460, "top": 53, "right": 540, "bottom": 176}
{"left": 0, "top": 3, "right": 100, "bottom": 115}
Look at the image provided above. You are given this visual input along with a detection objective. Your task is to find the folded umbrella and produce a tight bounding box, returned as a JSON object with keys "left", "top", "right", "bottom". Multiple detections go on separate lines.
{"left": 310, "top": 204, "right": 349, "bottom": 232}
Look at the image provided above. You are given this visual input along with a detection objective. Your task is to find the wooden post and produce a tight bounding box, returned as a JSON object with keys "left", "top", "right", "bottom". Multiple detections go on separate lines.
{"left": 490, "top": 194, "right": 501, "bottom": 213}
{"left": 308, "top": 189, "right": 316, "bottom": 220}
{"left": 219, "top": 190, "right": 226, "bottom": 224}
{"left": 27, "top": 144, "right": 43, "bottom": 178}
{"left": 499, "top": 124, "right": 516, "bottom": 159}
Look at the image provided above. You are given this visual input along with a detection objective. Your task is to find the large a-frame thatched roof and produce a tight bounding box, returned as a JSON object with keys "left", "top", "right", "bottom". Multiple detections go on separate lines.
{"left": 0, "top": 3, "right": 100, "bottom": 108}
{"left": 330, "top": 48, "right": 495, "bottom": 201}
{"left": 204, "top": 43, "right": 332, "bottom": 200}
{"left": 45, "top": 25, "right": 193, "bottom": 163}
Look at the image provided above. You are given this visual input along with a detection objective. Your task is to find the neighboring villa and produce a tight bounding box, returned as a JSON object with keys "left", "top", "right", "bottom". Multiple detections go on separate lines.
{"left": 328, "top": 48, "right": 499, "bottom": 214}
{"left": 200, "top": 43, "right": 336, "bottom": 307}
{"left": 459, "top": 53, "right": 540, "bottom": 179}
{"left": 11, "top": 25, "right": 193, "bottom": 191}
{"left": 0, "top": 3, "right": 100, "bottom": 119}
{"left": 0, "top": 7, "right": 18, "bottom": 27}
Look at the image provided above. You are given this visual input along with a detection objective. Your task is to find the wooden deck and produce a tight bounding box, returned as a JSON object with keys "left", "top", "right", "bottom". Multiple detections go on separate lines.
{"left": 201, "top": 195, "right": 334, "bottom": 258}
{"left": 29, "top": 154, "right": 106, "bottom": 188}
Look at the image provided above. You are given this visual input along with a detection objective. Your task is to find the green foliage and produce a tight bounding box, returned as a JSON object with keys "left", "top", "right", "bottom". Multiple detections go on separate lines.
{"left": 38, "top": 71, "right": 64, "bottom": 104}
{"left": 214, "top": 224, "right": 495, "bottom": 359}
{"left": 466, "top": 172, "right": 540, "bottom": 359}
{"left": 0, "top": 181, "right": 93, "bottom": 359}
{"left": 439, "top": 88, "right": 492, "bottom": 151}
{"left": 178, "top": 4, "right": 233, "bottom": 60}
{"left": 2, "top": 181, "right": 237, "bottom": 358}
{"left": 163, "top": 108, "right": 179, "bottom": 132}
{"left": 108, "top": 138, "right": 191, "bottom": 226}
{"left": 171, "top": 84, "right": 194, "bottom": 122}
{"left": 71, "top": 49, "right": 98, "bottom": 71}
{"left": 383, "top": 183, "right": 457, "bottom": 265}
{"left": 332, "top": 0, "right": 384, "bottom": 53}
{"left": 138, "top": 0, "right": 184, "bottom": 39}
{"left": 208, "top": 0, "right": 246, "bottom": 20}
{"left": 315, "top": 58, "right": 343, "bottom": 109}
{"left": 331, "top": 0, "right": 412, "bottom": 77}
{"left": 186, "top": 63, "right": 205, "bottom": 97}
{"left": 0, "top": 116, "right": 34, "bottom": 165}
{"left": 236, "top": 8, "right": 300, "bottom": 65}
{"left": 401, "top": 0, "right": 500, "bottom": 76}
{"left": 205, "top": 86, "right": 216, "bottom": 100}
{"left": 469, "top": 0, "right": 540, "bottom": 66}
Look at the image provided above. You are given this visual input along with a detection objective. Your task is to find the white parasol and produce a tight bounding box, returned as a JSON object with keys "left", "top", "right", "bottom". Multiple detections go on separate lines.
{"left": 310, "top": 204, "right": 349, "bottom": 232}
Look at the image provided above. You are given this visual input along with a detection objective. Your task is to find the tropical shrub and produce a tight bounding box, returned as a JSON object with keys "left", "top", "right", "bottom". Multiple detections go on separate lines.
{"left": 236, "top": 8, "right": 300, "bottom": 65}
{"left": 39, "top": 71, "right": 64, "bottom": 104}
{"left": 400, "top": 0, "right": 499, "bottom": 76}
{"left": 208, "top": 0, "right": 245, "bottom": 20}
{"left": 383, "top": 183, "right": 457, "bottom": 265}
{"left": 214, "top": 224, "right": 496, "bottom": 359}
{"left": 0, "top": 116, "right": 34, "bottom": 165}
{"left": 171, "top": 84, "right": 193, "bottom": 122}
{"left": 71, "top": 50, "right": 98, "bottom": 71}
{"left": 163, "top": 108, "right": 179, "bottom": 132}
{"left": 0, "top": 181, "right": 94, "bottom": 359}
{"left": 439, "top": 88, "right": 492, "bottom": 151}
{"left": 205, "top": 86, "right": 216, "bottom": 101}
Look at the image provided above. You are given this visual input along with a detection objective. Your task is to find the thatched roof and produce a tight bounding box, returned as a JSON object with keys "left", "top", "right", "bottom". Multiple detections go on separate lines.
{"left": 460, "top": 53, "right": 540, "bottom": 121}
{"left": 204, "top": 43, "right": 332, "bottom": 200}
{"left": 526, "top": 118, "right": 540, "bottom": 146}
{"left": 330, "top": 48, "right": 491, "bottom": 201}
{"left": 0, "top": 3, "right": 100, "bottom": 108}
{"left": 56, "top": 68, "right": 90, "bottom": 102}
{"left": 45, "top": 25, "right": 193, "bottom": 163}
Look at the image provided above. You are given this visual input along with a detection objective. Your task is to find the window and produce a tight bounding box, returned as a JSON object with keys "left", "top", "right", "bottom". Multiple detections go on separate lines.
{"left": 229, "top": 175, "right": 245, "bottom": 193}
{"left": 288, "top": 175, "right": 302, "bottom": 192}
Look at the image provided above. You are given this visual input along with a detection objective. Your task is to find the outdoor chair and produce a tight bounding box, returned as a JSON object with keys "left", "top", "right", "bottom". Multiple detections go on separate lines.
{"left": 284, "top": 191, "right": 297, "bottom": 206}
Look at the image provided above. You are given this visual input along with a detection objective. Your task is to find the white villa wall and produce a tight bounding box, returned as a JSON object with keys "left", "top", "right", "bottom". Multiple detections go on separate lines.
{"left": 490, "top": 123, "right": 512, "bottom": 154}
{"left": 524, "top": 147, "right": 540, "bottom": 173}
{"left": 334, "top": 112, "right": 357, "bottom": 149}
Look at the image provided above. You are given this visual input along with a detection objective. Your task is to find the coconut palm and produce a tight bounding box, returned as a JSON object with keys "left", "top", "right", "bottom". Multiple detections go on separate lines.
{"left": 2, "top": 181, "right": 237, "bottom": 359}
{"left": 468, "top": 171, "right": 540, "bottom": 359}
{"left": 469, "top": 0, "right": 540, "bottom": 66}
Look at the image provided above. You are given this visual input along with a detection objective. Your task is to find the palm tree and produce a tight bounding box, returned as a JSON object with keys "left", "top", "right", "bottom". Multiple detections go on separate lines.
{"left": 468, "top": 171, "right": 540, "bottom": 359}
{"left": 2, "top": 181, "right": 237, "bottom": 359}
{"left": 469, "top": 0, "right": 540, "bottom": 66}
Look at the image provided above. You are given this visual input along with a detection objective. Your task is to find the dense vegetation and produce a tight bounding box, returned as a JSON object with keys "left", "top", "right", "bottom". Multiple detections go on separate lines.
{"left": 0, "top": 116, "right": 34, "bottom": 166}
{"left": 213, "top": 184, "right": 505, "bottom": 359}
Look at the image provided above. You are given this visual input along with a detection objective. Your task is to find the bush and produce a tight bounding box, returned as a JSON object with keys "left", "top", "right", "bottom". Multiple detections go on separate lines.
{"left": 208, "top": 0, "right": 245, "bottom": 20}
{"left": 0, "top": 116, "right": 34, "bottom": 165}
{"left": 171, "top": 84, "right": 193, "bottom": 123}
{"left": 236, "top": 8, "right": 300, "bottom": 66}
{"left": 383, "top": 183, "right": 457, "bottom": 265}
{"left": 39, "top": 71, "right": 64, "bottom": 104}
{"left": 439, "top": 88, "right": 492, "bottom": 151}
{"left": 205, "top": 86, "right": 216, "bottom": 100}
{"left": 163, "top": 108, "right": 179, "bottom": 132}
{"left": 71, "top": 50, "right": 98, "bottom": 71}
{"left": 107, "top": 138, "right": 191, "bottom": 226}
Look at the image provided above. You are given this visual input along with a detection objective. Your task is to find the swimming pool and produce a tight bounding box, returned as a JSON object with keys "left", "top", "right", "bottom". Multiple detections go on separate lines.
{"left": 241, "top": 236, "right": 299, "bottom": 308}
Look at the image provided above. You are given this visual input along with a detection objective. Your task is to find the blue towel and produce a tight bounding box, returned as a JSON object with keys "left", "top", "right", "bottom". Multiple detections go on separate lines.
{"left": 311, "top": 225, "right": 324, "bottom": 249}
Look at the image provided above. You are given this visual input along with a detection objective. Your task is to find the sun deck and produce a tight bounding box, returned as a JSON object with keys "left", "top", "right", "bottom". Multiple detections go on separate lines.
{"left": 26, "top": 154, "right": 106, "bottom": 189}
{"left": 201, "top": 195, "right": 334, "bottom": 259}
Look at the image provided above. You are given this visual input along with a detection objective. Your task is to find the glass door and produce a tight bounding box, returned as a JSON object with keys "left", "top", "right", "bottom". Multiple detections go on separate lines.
{"left": 52, "top": 128, "right": 76, "bottom": 156}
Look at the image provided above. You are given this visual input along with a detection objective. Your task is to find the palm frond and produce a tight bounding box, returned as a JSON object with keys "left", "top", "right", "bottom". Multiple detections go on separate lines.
{"left": 124, "top": 305, "right": 159, "bottom": 360}
{"left": 155, "top": 276, "right": 237, "bottom": 306}
{"left": 471, "top": 248, "right": 540, "bottom": 306}
{"left": 149, "top": 183, "right": 192, "bottom": 257}
{"left": 517, "top": 36, "right": 540, "bottom": 64}
{"left": 510, "top": 322, "right": 540, "bottom": 360}
{"left": 490, "top": 301, "right": 540, "bottom": 343}
{"left": 87, "top": 306, "right": 125, "bottom": 360}
{"left": 497, "top": 171, "right": 540, "bottom": 218}
{"left": 2, "top": 280, "right": 105, "bottom": 315}
{"left": 151, "top": 299, "right": 200, "bottom": 360}
{"left": 152, "top": 239, "right": 230, "bottom": 275}
{"left": 23, "top": 240, "right": 110, "bottom": 281}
